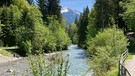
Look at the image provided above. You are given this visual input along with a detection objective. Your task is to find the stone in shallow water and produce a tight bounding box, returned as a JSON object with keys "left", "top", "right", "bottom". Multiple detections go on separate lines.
{"left": 7, "top": 69, "right": 13, "bottom": 73}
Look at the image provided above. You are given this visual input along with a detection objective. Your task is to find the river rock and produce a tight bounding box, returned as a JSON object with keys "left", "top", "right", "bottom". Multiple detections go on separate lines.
{"left": 7, "top": 69, "right": 13, "bottom": 72}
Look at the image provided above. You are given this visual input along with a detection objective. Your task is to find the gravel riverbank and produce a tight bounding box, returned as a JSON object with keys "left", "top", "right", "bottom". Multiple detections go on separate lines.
{"left": 0, "top": 46, "right": 91, "bottom": 76}
{"left": 0, "top": 52, "right": 64, "bottom": 76}
{"left": 0, "top": 54, "right": 21, "bottom": 64}
{"left": 0, "top": 54, "right": 31, "bottom": 76}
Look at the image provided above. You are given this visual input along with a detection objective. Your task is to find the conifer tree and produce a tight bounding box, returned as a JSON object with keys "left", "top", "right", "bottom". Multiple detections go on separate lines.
{"left": 112, "top": 0, "right": 127, "bottom": 31}
{"left": 47, "top": 0, "right": 62, "bottom": 21}
{"left": 0, "top": 0, "right": 11, "bottom": 6}
{"left": 37, "top": 0, "right": 62, "bottom": 22}
{"left": 27, "top": 0, "right": 34, "bottom": 5}
{"left": 94, "top": 0, "right": 111, "bottom": 29}
{"left": 36, "top": 0, "right": 47, "bottom": 21}
{"left": 78, "top": 6, "right": 89, "bottom": 47}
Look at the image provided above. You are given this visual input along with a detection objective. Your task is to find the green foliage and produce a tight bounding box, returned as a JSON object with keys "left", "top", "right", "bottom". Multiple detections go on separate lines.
{"left": 36, "top": 0, "right": 47, "bottom": 21}
{"left": 0, "top": 21, "right": 4, "bottom": 46}
{"left": 94, "top": 0, "right": 112, "bottom": 29}
{"left": 37, "top": 0, "right": 62, "bottom": 22}
{"left": 18, "top": 40, "right": 32, "bottom": 56}
{"left": 77, "top": 7, "right": 90, "bottom": 48}
{"left": 72, "top": 34, "right": 78, "bottom": 44}
{"left": 0, "top": 0, "right": 11, "bottom": 6}
{"left": 0, "top": 5, "right": 21, "bottom": 46}
{"left": 0, "top": 49, "right": 13, "bottom": 56}
{"left": 0, "top": 0, "right": 70, "bottom": 55}
{"left": 122, "top": 0, "right": 135, "bottom": 31}
{"left": 68, "top": 22, "right": 78, "bottom": 44}
{"left": 126, "top": 54, "right": 133, "bottom": 60}
{"left": 12, "top": 0, "right": 30, "bottom": 10}
{"left": 55, "top": 27, "right": 71, "bottom": 50}
{"left": 24, "top": 40, "right": 32, "bottom": 55}
{"left": 32, "top": 25, "right": 56, "bottom": 53}
{"left": 86, "top": 8, "right": 98, "bottom": 48}
{"left": 111, "top": 0, "right": 127, "bottom": 31}
{"left": 105, "top": 69, "right": 118, "bottom": 76}
{"left": 87, "top": 27, "right": 128, "bottom": 76}
{"left": 121, "top": 0, "right": 135, "bottom": 54}
{"left": 47, "top": 0, "right": 62, "bottom": 21}
{"left": 28, "top": 54, "right": 69, "bottom": 76}
{"left": 47, "top": 17, "right": 71, "bottom": 51}
{"left": 128, "top": 41, "right": 135, "bottom": 54}
{"left": 27, "top": 0, "right": 34, "bottom": 5}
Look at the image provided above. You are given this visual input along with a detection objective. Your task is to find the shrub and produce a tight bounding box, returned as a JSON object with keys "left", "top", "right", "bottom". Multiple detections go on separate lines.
{"left": 87, "top": 27, "right": 129, "bottom": 76}
{"left": 18, "top": 40, "right": 32, "bottom": 56}
{"left": 28, "top": 54, "right": 69, "bottom": 76}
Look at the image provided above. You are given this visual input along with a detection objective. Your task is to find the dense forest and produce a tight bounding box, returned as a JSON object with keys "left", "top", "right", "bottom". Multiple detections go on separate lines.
{"left": 68, "top": 0, "right": 135, "bottom": 75}
{"left": 0, "top": 0, "right": 71, "bottom": 56}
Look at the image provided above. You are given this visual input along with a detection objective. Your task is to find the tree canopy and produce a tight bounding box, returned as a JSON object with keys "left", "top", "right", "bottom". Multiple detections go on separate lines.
{"left": 0, "top": 0, "right": 71, "bottom": 55}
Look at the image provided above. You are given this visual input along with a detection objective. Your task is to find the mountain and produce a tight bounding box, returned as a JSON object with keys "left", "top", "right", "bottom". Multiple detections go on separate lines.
{"left": 61, "top": 7, "right": 81, "bottom": 25}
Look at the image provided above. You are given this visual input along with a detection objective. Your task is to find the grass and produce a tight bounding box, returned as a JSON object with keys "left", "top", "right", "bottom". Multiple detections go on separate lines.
{"left": 126, "top": 54, "right": 133, "bottom": 60}
{"left": 105, "top": 65, "right": 118, "bottom": 76}
{"left": 103, "top": 53, "right": 133, "bottom": 76}
{"left": 106, "top": 70, "right": 118, "bottom": 76}
{"left": 0, "top": 49, "right": 13, "bottom": 56}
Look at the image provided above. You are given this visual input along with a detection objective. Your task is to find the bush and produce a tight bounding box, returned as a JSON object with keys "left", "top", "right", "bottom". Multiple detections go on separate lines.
{"left": 28, "top": 54, "right": 69, "bottom": 76}
{"left": 18, "top": 40, "right": 32, "bottom": 56}
{"left": 55, "top": 27, "right": 71, "bottom": 51}
{"left": 87, "top": 27, "right": 129, "bottom": 76}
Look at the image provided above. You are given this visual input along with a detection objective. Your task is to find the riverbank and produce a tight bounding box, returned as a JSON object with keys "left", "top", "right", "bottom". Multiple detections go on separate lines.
{"left": 0, "top": 50, "right": 67, "bottom": 64}
{"left": 0, "top": 45, "right": 92, "bottom": 76}
{"left": 0, "top": 54, "right": 21, "bottom": 64}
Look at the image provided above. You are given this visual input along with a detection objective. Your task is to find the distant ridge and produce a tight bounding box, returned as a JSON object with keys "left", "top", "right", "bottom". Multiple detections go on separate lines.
{"left": 61, "top": 7, "right": 81, "bottom": 25}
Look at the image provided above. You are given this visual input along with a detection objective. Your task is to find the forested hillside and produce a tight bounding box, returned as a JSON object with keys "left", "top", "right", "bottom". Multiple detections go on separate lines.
{"left": 68, "top": 0, "right": 135, "bottom": 75}
{"left": 0, "top": 0, "right": 71, "bottom": 56}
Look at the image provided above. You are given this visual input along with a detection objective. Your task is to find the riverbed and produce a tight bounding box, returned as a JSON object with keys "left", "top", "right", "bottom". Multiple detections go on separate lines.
{"left": 0, "top": 45, "right": 92, "bottom": 76}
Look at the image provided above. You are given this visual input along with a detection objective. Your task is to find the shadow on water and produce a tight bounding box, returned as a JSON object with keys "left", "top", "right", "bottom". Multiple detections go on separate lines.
{"left": 72, "top": 46, "right": 80, "bottom": 49}
{"left": 74, "top": 52, "right": 87, "bottom": 59}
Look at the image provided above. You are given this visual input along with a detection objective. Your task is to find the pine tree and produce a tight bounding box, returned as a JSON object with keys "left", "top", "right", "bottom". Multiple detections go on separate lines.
{"left": 94, "top": 0, "right": 128, "bottom": 31}
{"left": 112, "top": 0, "right": 127, "bottom": 32}
{"left": 37, "top": 0, "right": 62, "bottom": 22}
{"left": 27, "top": 0, "right": 34, "bottom": 5}
{"left": 0, "top": 6, "right": 13, "bottom": 46}
{"left": 78, "top": 6, "right": 89, "bottom": 48}
{"left": 47, "top": 0, "right": 62, "bottom": 20}
{"left": 94, "top": 0, "right": 112, "bottom": 30}
{"left": 0, "top": 0, "right": 11, "bottom": 6}
{"left": 36, "top": 0, "right": 47, "bottom": 21}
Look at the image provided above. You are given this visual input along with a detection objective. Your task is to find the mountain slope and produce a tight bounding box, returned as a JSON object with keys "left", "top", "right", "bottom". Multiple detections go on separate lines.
{"left": 61, "top": 7, "right": 81, "bottom": 25}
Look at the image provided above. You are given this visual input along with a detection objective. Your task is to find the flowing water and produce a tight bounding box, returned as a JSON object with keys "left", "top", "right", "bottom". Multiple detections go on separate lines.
{"left": 66, "top": 45, "right": 92, "bottom": 76}
{"left": 0, "top": 45, "right": 92, "bottom": 76}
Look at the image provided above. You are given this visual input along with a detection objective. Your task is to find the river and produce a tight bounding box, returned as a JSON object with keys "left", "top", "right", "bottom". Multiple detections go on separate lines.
{"left": 0, "top": 45, "right": 92, "bottom": 76}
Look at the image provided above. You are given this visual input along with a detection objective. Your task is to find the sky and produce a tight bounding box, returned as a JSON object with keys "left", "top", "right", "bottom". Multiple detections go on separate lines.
{"left": 60, "top": 0, "right": 95, "bottom": 12}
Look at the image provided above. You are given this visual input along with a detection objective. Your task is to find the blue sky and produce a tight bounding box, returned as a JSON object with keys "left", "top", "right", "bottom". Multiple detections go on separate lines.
{"left": 60, "top": 0, "right": 95, "bottom": 12}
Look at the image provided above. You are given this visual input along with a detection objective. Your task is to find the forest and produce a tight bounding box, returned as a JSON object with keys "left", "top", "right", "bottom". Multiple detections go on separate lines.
{"left": 68, "top": 0, "right": 135, "bottom": 75}
{"left": 0, "top": 0, "right": 135, "bottom": 76}
{"left": 0, "top": 0, "right": 71, "bottom": 56}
